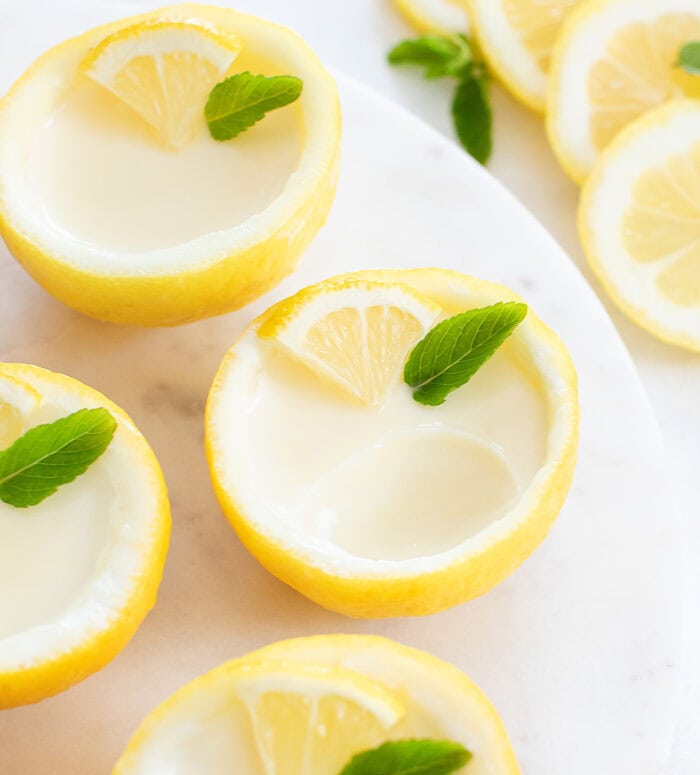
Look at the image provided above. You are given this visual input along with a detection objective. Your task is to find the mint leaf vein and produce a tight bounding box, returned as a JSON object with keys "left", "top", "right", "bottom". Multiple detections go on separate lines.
{"left": 404, "top": 302, "right": 528, "bottom": 406}
{"left": 0, "top": 408, "right": 117, "bottom": 508}
{"left": 205, "top": 72, "right": 303, "bottom": 141}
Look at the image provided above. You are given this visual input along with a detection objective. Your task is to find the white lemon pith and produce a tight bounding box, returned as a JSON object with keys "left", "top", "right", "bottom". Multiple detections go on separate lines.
{"left": 468, "top": 0, "right": 581, "bottom": 111}
{"left": 547, "top": 0, "right": 700, "bottom": 182}
{"left": 580, "top": 100, "right": 700, "bottom": 352}
{"left": 393, "top": 0, "right": 470, "bottom": 35}
{"left": 205, "top": 269, "right": 579, "bottom": 618}
{"left": 0, "top": 364, "right": 170, "bottom": 708}
{"left": 0, "top": 4, "right": 340, "bottom": 325}
{"left": 111, "top": 635, "right": 522, "bottom": 775}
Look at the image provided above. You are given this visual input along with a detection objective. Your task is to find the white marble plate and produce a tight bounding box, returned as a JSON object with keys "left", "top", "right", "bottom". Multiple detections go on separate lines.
{"left": 0, "top": 4, "right": 683, "bottom": 773}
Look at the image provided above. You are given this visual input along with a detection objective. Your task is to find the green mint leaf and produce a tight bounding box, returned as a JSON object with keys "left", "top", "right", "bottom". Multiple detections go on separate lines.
{"left": 0, "top": 408, "right": 117, "bottom": 508}
{"left": 205, "top": 72, "right": 303, "bottom": 141}
{"left": 404, "top": 302, "right": 527, "bottom": 406}
{"left": 452, "top": 73, "right": 492, "bottom": 164}
{"left": 388, "top": 34, "right": 472, "bottom": 79}
{"left": 678, "top": 41, "right": 700, "bottom": 74}
{"left": 339, "top": 739, "right": 471, "bottom": 775}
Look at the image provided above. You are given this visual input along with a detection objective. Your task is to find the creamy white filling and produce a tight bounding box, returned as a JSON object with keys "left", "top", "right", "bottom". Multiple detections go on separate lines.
{"left": 0, "top": 375, "right": 160, "bottom": 671}
{"left": 26, "top": 80, "right": 302, "bottom": 254}
{"left": 214, "top": 330, "right": 547, "bottom": 566}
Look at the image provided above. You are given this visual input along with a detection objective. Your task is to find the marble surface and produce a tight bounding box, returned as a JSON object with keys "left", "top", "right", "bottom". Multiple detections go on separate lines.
{"left": 0, "top": 1, "right": 690, "bottom": 773}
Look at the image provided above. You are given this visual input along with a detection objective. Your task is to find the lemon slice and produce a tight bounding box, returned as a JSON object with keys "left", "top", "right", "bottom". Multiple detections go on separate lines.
{"left": 259, "top": 278, "right": 441, "bottom": 407}
{"left": 467, "top": 0, "right": 581, "bottom": 111}
{"left": 206, "top": 269, "right": 578, "bottom": 617}
{"left": 0, "top": 364, "right": 170, "bottom": 708}
{"left": 0, "top": 368, "right": 41, "bottom": 448}
{"left": 0, "top": 5, "right": 340, "bottom": 326}
{"left": 393, "top": 0, "right": 470, "bottom": 35}
{"left": 81, "top": 19, "right": 242, "bottom": 149}
{"left": 547, "top": 0, "right": 700, "bottom": 182}
{"left": 112, "top": 635, "right": 522, "bottom": 775}
{"left": 235, "top": 662, "right": 404, "bottom": 775}
{"left": 579, "top": 100, "right": 700, "bottom": 352}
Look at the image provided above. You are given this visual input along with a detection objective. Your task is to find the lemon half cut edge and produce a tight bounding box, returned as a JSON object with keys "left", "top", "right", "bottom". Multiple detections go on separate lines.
{"left": 112, "top": 635, "right": 522, "bottom": 775}
{"left": 0, "top": 364, "right": 170, "bottom": 708}
{"left": 0, "top": 4, "right": 340, "bottom": 326}
{"left": 206, "top": 269, "right": 579, "bottom": 618}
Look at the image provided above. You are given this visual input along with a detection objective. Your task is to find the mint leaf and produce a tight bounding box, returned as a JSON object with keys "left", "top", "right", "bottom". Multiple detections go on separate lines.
{"left": 0, "top": 408, "right": 117, "bottom": 508}
{"left": 388, "top": 34, "right": 472, "bottom": 79}
{"left": 678, "top": 41, "right": 700, "bottom": 74}
{"left": 339, "top": 739, "right": 471, "bottom": 775}
{"left": 452, "top": 73, "right": 492, "bottom": 164}
{"left": 205, "top": 72, "right": 303, "bottom": 141}
{"left": 404, "top": 302, "right": 527, "bottom": 406}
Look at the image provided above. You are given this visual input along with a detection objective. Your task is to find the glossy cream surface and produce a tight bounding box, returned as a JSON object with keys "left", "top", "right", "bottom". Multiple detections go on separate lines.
{"left": 26, "top": 72, "right": 303, "bottom": 254}
{"left": 217, "top": 325, "right": 548, "bottom": 562}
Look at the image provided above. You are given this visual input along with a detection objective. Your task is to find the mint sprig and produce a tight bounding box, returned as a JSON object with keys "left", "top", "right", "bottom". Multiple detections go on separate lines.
{"left": 0, "top": 408, "right": 117, "bottom": 508}
{"left": 205, "top": 72, "right": 303, "bottom": 141}
{"left": 404, "top": 302, "right": 528, "bottom": 406}
{"left": 339, "top": 739, "right": 471, "bottom": 775}
{"left": 678, "top": 41, "right": 700, "bottom": 75}
{"left": 388, "top": 34, "right": 492, "bottom": 163}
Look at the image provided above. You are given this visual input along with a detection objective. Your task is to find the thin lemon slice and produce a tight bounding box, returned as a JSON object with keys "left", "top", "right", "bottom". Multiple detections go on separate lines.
{"left": 235, "top": 662, "right": 404, "bottom": 775}
{"left": 579, "top": 100, "right": 700, "bottom": 352}
{"left": 0, "top": 364, "right": 170, "bottom": 708}
{"left": 393, "top": 0, "right": 470, "bottom": 35}
{"left": 112, "top": 636, "right": 522, "bottom": 775}
{"left": 206, "top": 269, "right": 578, "bottom": 617}
{"left": 0, "top": 368, "right": 41, "bottom": 448}
{"left": 468, "top": 0, "right": 581, "bottom": 111}
{"left": 258, "top": 278, "right": 442, "bottom": 407}
{"left": 0, "top": 5, "right": 340, "bottom": 326}
{"left": 82, "top": 19, "right": 241, "bottom": 149}
{"left": 547, "top": 0, "right": 700, "bottom": 182}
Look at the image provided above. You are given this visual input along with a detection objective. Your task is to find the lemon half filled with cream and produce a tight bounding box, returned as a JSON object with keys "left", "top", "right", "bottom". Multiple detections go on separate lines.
{"left": 0, "top": 364, "right": 170, "bottom": 708}
{"left": 112, "top": 634, "right": 521, "bottom": 775}
{"left": 206, "top": 269, "right": 579, "bottom": 618}
{"left": 0, "top": 4, "right": 340, "bottom": 326}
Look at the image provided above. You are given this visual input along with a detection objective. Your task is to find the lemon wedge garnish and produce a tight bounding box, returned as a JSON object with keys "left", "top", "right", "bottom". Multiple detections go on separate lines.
{"left": 235, "top": 662, "right": 404, "bottom": 775}
{"left": 111, "top": 635, "right": 522, "bottom": 775}
{"left": 0, "top": 368, "right": 41, "bottom": 448}
{"left": 0, "top": 363, "right": 170, "bottom": 709}
{"left": 258, "top": 278, "right": 442, "bottom": 407}
{"left": 547, "top": 0, "right": 700, "bottom": 182}
{"left": 81, "top": 19, "right": 241, "bottom": 149}
{"left": 579, "top": 100, "right": 700, "bottom": 352}
{"left": 468, "top": 0, "right": 581, "bottom": 111}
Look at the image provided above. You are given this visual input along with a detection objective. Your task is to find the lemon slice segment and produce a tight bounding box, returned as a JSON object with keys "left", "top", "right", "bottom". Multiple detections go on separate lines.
{"left": 82, "top": 19, "right": 241, "bottom": 149}
{"left": 259, "top": 278, "right": 442, "bottom": 407}
{"left": 580, "top": 100, "right": 700, "bottom": 351}
{"left": 468, "top": 0, "right": 581, "bottom": 111}
{"left": 393, "top": 0, "right": 470, "bottom": 35}
{"left": 0, "top": 369, "right": 41, "bottom": 448}
{"left": 547, "top": 0, "right": 700, "bottom": 182}
{"left": 234, "top": 661, "right": 404, "bottom": 775}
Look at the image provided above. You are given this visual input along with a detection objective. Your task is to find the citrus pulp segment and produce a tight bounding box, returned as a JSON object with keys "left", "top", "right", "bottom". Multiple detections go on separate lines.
{"left": 467, "top": 0, "right": 582, "bottom": 111}
{"left": 0, "top": 4, "right": 340, "bottom": 325}
{"left": 206, "top": 269, "right": 579, "bottom": 617}
{"left": 579, "top": 100, "right": 700, "bottom": 351}
{"left": 393, "top": 0, "right": 471, "bottom": 35}
{"left": 0, "top": 364, "right": 170, "bottom": 707}
{"left": 547, "top": 0, "right": 700, "bottom": 182}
